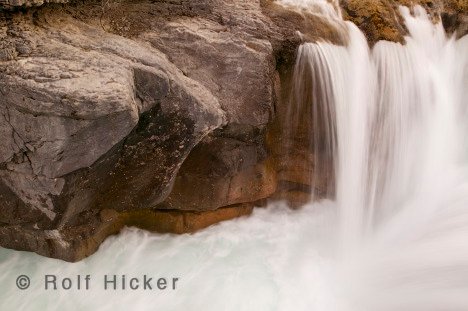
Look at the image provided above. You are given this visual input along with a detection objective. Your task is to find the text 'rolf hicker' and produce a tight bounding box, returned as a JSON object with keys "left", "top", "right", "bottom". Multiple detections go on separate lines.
{"left": 43, "top": 275, "right": 179, "bottom": 291}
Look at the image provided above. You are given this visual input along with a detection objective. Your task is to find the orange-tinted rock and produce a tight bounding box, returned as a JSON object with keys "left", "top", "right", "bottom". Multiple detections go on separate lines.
{"left": 341, "top": 0, "right": 468, "bottom": 45}
{"left": 341, "top": 0, "right": 406, "bottom": 44}
{"left": 0, "top": 203, "right": 254, "bottom": 262}
{"left": 157, "top": 134, "right": 277, "bottom": 211}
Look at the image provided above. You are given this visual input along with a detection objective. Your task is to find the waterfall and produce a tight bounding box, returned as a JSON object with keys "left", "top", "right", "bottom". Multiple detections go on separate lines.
{"left": 283, "top": 2, "right": 468, "bottom": 310}
{"left": 286, "top": 3, "right": 468, "bottom": 244}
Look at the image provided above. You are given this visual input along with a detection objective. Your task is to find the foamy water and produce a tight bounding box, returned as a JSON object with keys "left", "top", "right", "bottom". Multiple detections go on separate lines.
{"left": 0, "top": 202, "right": 344, "bottom": 311}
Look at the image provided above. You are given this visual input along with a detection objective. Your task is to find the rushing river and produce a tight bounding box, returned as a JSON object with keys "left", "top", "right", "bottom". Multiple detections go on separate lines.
{"left": 1, "top": 1, "right": 468, "bottom": 310}
{"left": 0, "top": 202, "right": 344, "bottom": 311}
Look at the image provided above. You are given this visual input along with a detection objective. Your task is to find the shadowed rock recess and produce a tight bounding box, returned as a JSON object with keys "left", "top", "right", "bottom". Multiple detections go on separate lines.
{"left": 0, "top": 0, "right": 466, "bottom": 261}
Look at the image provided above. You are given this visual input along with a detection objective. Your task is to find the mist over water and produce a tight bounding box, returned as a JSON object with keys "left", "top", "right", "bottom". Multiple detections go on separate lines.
{"left": 1, "top": 2, "right": 468, "bottom": 311}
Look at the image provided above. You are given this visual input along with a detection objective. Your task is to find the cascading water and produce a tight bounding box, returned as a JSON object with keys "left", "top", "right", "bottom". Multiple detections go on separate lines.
{"left": 1, "top": 2, "right": 467, "bottom": 311}
{"left": 284, "top": 2, "right": 468, "bottom": 310}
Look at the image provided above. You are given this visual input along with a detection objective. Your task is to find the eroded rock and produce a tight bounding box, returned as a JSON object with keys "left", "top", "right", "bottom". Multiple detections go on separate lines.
{"left": 0, "top": 0, "right": 319, "bottom": 261}
{"left": 0, "top": 5, "right": 232, "bottom": 259}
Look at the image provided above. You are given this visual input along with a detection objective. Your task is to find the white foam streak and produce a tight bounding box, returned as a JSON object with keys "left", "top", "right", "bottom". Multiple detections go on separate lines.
{"left": 276, "top": 0, "right": 342, "bottom": 19}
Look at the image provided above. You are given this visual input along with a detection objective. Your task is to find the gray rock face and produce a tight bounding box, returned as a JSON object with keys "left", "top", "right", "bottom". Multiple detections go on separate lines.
{"left": 0, "top": 5, "right": 234, "bottom": 259}
{"left": 143, "top": 12, "right": 275, "bottom": 127}
{"left": 0, "top": 0, "right": 308, "bottom": 261}
{"left": 0, "top": 18, "right": 225, "bottom": 214}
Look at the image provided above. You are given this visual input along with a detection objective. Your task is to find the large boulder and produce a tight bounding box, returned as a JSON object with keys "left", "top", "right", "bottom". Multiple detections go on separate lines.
{"left": 0, "top": 6, "right": 228, "bottom": 260}
{"left": 1, "top": 0, "right": 337, "bottom": 261}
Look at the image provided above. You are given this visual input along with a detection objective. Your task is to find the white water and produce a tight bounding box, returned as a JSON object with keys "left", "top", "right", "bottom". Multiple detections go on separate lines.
{"left": 286, "top": 3, "right": 468, "bottom": 311}
{"left": 278, "top": 0, "right": 342, "bottom": 19}
{"left": 1, "top": 3, "right": 468, "bottom": 311}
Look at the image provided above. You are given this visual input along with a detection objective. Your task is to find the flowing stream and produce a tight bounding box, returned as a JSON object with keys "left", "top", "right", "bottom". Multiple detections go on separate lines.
{"left": 1, "top": 2, "right": 468, "bottom": 310}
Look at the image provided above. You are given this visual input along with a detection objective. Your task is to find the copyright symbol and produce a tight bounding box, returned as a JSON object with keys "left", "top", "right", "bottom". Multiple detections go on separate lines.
{"left": 16, "top": 275, "right": 30, "bottom": 290}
